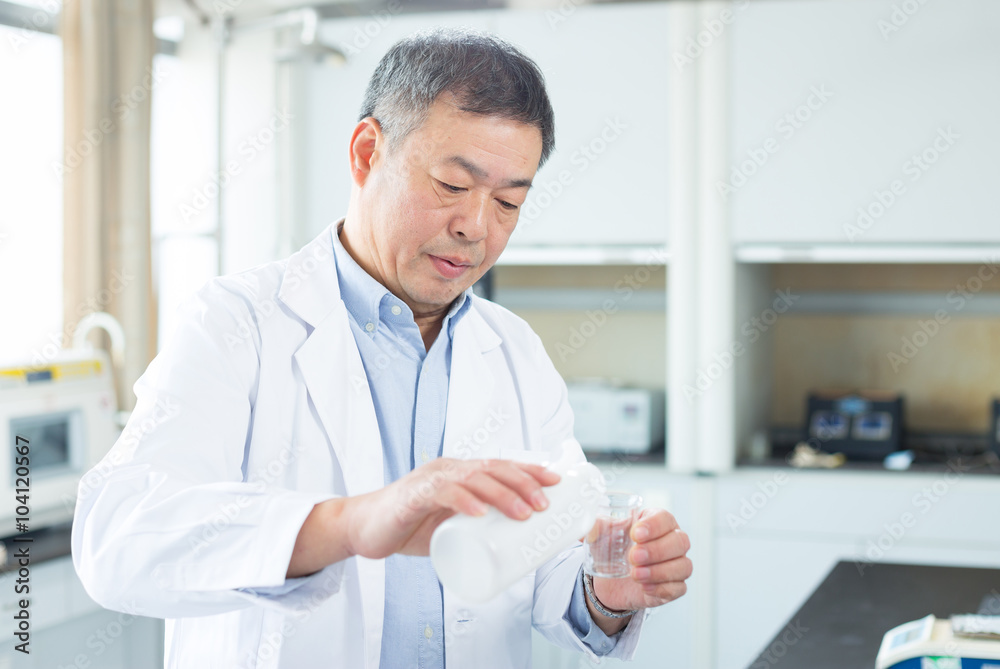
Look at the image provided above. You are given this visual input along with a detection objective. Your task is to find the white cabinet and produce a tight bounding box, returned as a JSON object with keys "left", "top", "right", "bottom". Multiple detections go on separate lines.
{"left": 493, "top": 4, "right": 671, "bottom": 247}
{"left": 714, "top": 468, "right": 1000, "bottom": 669}
{"left": 305, "top": 4, "right": 671, "bottom": 248}
{"left": 729, "top": 0, "right": 1000, "bottom": 245}
{"left": 715, "top": 535, "right": 858, "bottom": 669}
{"left": 0, "top": 555, "right": 163, "bottom": 667}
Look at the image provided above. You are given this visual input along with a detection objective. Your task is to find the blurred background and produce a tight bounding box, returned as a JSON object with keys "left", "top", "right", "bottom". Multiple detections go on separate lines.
{"left": 1, "top": 0, "right": 999, "bottom": 667}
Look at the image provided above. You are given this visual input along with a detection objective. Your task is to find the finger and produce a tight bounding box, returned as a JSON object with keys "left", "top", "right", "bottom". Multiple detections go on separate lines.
{"left": 631, "top": 556, "right": 693, "bottom": 585}
{"left": 629, "top": 529, "right": 691, "bottom": 566}
{"left": 513, "top": 462, "right": 561, "bottom": 487}
{"left": 630, "top": 509, "right": 680, "bottom": 543}
{"left": 462, "top": 469, "right": 534, "bottom": 520}
{"left": 484, "top": 463, "right": 552, "bottom": 512}
{"left": 435, "top": 482, "right": 490, "bottom": 517}
{"left": 640, "top": 580, "right": 687, "bottom": 603}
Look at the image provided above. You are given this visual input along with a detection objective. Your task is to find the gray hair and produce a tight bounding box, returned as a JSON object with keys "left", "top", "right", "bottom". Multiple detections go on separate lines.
{"left": 359, "top": 27, "right": 555, "bottom": 167}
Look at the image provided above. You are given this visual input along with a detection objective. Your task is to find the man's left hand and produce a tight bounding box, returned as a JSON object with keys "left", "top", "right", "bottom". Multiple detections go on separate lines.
{"left": 593, "top": 508, "right": 692, "bottom": 614}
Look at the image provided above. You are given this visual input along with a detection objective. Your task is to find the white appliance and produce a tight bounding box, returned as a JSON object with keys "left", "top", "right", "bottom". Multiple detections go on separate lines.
{"left": 566, "top": 382, "right": 665, "bottom": 454}
{"left": 876, "top": 615, "right": 1000, "bottom": 669}
{"left": 0, "top": 350, "right": 120, "bottom": 529}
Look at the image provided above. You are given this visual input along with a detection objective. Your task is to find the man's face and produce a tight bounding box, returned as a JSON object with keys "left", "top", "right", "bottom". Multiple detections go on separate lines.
{"left": 350, "top": 96, "right": 543, "bottom": 317}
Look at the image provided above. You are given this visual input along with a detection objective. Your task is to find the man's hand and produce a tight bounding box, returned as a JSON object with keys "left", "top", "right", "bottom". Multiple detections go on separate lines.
{"left": 589, "top": 509, "right": 692, "bottom": 626}
{"left": 287, "top": 458, "right": 559, "bottom": 577}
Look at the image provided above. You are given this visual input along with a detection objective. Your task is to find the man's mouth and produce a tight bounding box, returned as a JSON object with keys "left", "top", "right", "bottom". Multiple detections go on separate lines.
{"left": 429, "top": 254, "right": 474, "bottom": 279}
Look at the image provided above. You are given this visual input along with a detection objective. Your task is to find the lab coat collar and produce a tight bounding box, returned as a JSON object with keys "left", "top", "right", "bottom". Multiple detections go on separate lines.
{"left": 277, "top": 219, "right": 501, "bottom": 354}
{"left": 275, "top": 217, "right": 507, "bottom": 481}
{"left": 275, "top": 221, "right": 345, "bottom": 328}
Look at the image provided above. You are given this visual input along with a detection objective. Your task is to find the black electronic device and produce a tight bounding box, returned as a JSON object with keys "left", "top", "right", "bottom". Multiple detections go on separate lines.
{"left": 991, "top": 399, "right": 1000, "bottom": 459}
{"left": 805, "top": 390, "right": 904, "bottom": 461}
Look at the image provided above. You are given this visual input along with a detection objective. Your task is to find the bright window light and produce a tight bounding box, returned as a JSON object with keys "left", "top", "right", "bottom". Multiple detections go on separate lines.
{"left": 0, "top": 25, "right": 64, "bottom": 366}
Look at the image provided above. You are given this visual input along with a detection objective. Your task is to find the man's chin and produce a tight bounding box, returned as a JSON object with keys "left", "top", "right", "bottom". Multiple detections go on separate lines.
{"left": 405, "top": 286, "right": 471, "bottom": 314}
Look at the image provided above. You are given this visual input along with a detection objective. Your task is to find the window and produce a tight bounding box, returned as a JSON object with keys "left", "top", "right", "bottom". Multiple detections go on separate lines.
{"left": 0, "top": 18, "right": 63, "bottom": 365}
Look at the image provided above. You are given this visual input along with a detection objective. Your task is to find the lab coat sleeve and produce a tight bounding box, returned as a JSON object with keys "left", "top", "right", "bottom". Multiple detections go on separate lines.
{"left": 71, "top": 277, "right": 346, "bottom": 619}
{"left": 522, "top": 327, "right": 649, "bottom": 660}
{"left": 532, "top": 545, "right": 650, "bottom": 662}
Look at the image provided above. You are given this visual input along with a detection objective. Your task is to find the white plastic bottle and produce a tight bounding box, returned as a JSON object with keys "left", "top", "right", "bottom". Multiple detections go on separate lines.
{"left": 430, "top": 440, "right": 605, "bottom": 603}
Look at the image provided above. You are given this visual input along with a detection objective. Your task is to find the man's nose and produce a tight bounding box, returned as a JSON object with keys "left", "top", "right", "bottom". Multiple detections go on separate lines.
{"left": 451, "top": 192, "right": 489, "bottom": 242}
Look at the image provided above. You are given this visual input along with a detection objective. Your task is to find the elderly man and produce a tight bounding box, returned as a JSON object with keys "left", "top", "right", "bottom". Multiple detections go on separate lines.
{"left": 73, "top": 27, "right": 692, "bottom": 668}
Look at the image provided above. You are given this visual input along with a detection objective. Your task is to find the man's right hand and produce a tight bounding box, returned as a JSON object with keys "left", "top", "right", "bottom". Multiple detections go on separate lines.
{"left": 287, "top": 458, "right": 560, "bottom": 578}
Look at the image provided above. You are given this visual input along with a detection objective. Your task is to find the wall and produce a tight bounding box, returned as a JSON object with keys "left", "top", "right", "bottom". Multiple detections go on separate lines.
{"left": 767, "top": 264, "right": 1000, "bottom": 431}
{"left": 492, "top": 265, "right": 667, "bottom": 390}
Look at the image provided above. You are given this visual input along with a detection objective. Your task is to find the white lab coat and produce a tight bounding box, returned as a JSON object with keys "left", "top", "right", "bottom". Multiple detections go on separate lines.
{"left": 72, "top": 222, "right": 648, "bottom": 668}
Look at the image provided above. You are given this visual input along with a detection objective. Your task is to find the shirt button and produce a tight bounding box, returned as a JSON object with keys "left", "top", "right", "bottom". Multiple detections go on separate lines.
{"left": 391, "top": 305, "right": 402, "bottom": 315}
{"left": 365, "top": 322, "right": 375, "bottom": 333}
{"left": 424, "top": 625, "right": 433, "bottom": 639}
{"left": 421, "top": 452, "right": 429, "bottom": 463}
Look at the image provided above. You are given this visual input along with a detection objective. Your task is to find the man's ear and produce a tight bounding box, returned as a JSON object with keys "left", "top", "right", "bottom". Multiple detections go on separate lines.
{"left": 349, "top": 117, "right": 384, "bottom": 187}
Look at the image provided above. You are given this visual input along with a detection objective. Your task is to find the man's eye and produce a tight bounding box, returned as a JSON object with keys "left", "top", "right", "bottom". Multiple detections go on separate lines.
{"left": 499, "top": 200, "right": 518, "bottom": 211}
{"left": 440, "top": 181, "right": 465, "bottom": 193}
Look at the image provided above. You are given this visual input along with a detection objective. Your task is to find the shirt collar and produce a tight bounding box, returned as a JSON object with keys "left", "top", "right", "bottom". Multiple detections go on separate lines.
{"left": 331, "top": 222, "right": 472, "bottom": 342}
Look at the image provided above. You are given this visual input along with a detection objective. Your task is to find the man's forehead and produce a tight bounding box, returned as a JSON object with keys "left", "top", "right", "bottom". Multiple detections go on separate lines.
{"left": 442, "top": 154, "right": 534, "bottom": 190}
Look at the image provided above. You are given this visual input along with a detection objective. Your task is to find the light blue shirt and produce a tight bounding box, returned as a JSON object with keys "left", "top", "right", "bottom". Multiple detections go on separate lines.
{"left": 256, "top": 225, "right": 621, "bottom": 666}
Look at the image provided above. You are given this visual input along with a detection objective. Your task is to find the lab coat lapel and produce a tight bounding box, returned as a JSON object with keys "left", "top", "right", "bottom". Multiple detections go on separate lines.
{"left": 278, "top": 225, "right": 384, "bottom": 499}
{"left": 442, "top": 302, "right": 502, "bottom": 458}
{"left": 443, "top": 302, "right": 506, "bottom": 668}
{"left": 277, "top": 224, "right": 385, "bottom": 669}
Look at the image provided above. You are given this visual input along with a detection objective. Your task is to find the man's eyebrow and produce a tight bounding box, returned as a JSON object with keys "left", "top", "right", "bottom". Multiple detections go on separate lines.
{"left": 445, "top": 155, "right": 533, "bottom": 189}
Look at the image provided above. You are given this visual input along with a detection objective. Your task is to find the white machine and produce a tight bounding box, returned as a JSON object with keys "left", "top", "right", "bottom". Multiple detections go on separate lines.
{"left": 876, "top": 615, "right": 1000, "bottom": 669}
{"left": 1, "top": 315, "right": 123, "bottom": 530}
{"left": 566, "top": 381, "right": 665, "bottom": 454}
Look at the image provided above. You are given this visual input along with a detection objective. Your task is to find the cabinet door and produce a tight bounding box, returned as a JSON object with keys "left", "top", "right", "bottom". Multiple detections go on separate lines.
{"left": 715, "top": 535, "right": 858, "bottom": 669}
{"left": 730, "top": 0, "right": 1000, "bottom": 244}
{"left": 492, "top": 4, "right": 671, "bottom": 247}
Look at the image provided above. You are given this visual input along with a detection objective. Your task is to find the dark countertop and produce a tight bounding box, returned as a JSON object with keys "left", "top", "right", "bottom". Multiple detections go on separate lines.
{"left": 747, "top": 561, "right": 1000, "bottom": 669}
{"left": 0, "top": 522, "right": 73, "bottom": 574}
